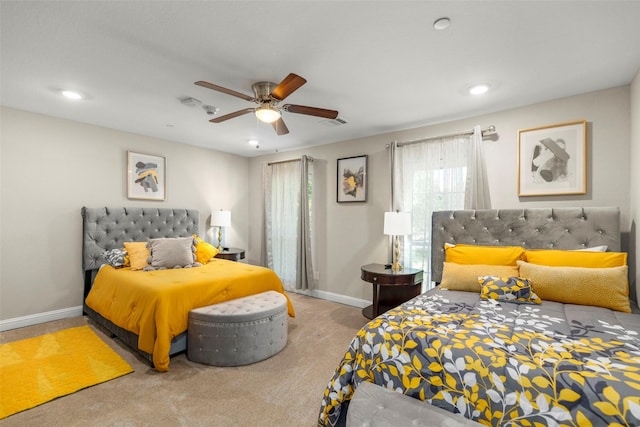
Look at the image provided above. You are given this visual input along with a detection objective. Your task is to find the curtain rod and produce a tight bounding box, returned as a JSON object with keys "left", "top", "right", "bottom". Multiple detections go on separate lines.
{"left": 267, "top": 156, "right": 314, "bottom": 166}
{"left": 395, "top": 125, "right": 496, "bottom": 147}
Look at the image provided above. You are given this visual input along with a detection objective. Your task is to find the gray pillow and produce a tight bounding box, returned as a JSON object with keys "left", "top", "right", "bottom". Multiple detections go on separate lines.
{"left": 146, "top": 237, "right": 196, "bottom": 269}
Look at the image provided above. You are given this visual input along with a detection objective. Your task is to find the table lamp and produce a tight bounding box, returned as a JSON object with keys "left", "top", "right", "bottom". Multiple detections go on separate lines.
{"left": 383, "top": 211, "right": 412, "bottom": 271}
{"left": 211, "top": 210, "right": 231, "bottom": 251}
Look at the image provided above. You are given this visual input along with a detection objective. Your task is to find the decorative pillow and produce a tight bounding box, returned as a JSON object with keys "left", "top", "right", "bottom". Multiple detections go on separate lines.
{"left": 479, "top": 276, "right": 541, "bottom": 305}
{"left": 440, "top": 262, "right": 520, "bottom": 292}
{"left": 444, "top": 244, "right": 525, "bottom": 266}
{"left": 146, "top": 237, "right": 198, "bottom": 269}
{"left": 103, "top": 248, "right": 128, "bottom": 268}
{"left": 523, "top": 249, "right": 627, "bottom": 268}
{"left": 517, "top": 260, "right": 631, "bottom": 313}
{"left": 123, "top": 241, "right": 150, "bottom": 271}
{"left": 193, "top": 234, "right": 219, "bottom": 264}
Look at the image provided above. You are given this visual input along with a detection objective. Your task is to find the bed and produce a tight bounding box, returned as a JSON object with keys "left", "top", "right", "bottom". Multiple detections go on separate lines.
{"left": 81, "top": 207, "right": 294, "bottom": 372}
{"left": 318, "top": 207, "right": 640, "bottom": 426}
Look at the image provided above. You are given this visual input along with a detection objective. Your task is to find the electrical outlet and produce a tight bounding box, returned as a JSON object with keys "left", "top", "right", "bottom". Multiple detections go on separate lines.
{"left": 313, "top": 271, "right": 320, "bottom": 280}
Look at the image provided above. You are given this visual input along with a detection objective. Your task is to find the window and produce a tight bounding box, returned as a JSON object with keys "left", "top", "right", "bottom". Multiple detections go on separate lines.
{"left": 394, "top": 137, "right": 468, "bottom": 287}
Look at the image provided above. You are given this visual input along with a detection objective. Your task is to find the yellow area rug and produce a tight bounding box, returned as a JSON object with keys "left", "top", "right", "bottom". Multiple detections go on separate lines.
{"left": 0, "top": 325, "right": 133, "bottom": 419}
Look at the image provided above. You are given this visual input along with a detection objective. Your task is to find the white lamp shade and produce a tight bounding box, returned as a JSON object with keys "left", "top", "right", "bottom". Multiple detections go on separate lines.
{"left": 211, "top": 210, "right": 231, "bottom": 227}
{"left": 384, "top": 212, "right": 412, "bottom": 236}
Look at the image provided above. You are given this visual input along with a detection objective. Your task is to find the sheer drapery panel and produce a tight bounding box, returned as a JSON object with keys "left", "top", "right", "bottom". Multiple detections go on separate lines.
{"left": 393, "top": 137, "right": 469, "bottom": 287}
{"left": 263, "top": 156, "right": 314, "bottom": 291}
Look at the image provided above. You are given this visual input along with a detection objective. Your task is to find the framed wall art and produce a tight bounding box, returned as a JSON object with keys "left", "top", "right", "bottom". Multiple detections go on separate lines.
{"left": 337, "top": 155, "right": 367, "bottom": 203}
{"left": 517, "top": 120, "right": 586, "bottom": 196}
{"left": 127, "top": 151, "right": 166, "bottom": 201}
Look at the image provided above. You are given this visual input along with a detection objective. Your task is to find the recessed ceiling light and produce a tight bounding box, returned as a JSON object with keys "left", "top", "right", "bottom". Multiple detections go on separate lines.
{"left": 468, "top": 84, "right": 490, "bottom": 95}
{"left": 433, "top": 17, "right": 450, "bottom": 30}
{"left": 247, "top": 139, "right": 259, "bottom": 146}
{"left": 61, "top": 90, "right": 83, "bottom": 100}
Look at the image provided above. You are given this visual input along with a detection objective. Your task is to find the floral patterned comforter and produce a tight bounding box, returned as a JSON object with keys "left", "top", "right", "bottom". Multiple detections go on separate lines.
{"left": 318, "top": 289, "right": 640, "bottom": 426}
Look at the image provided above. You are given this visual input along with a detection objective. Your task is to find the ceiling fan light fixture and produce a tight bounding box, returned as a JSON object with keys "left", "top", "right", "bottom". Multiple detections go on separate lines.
{"left": 255, "top": 105, "right": 281, "bottom": 123}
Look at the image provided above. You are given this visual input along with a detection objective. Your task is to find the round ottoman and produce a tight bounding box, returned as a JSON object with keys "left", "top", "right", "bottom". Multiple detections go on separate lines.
{"left": 187, "top": 291, "right": 288, "bottom": 366}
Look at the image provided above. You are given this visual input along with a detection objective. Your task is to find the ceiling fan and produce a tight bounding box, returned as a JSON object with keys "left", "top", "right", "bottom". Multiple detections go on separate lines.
{"left": 195, "top": 73, "right": 339, "bottom": 136}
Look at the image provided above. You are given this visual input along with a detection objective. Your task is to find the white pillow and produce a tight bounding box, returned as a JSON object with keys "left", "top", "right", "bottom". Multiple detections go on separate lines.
{"left": 574, "top": 245, "right": 608, "bottom": 252}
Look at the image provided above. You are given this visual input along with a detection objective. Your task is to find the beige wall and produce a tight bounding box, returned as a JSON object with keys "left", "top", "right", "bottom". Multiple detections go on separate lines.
{"left": 249, "top": 86, "right": 633, "bottom": 306}
{"left": 631, "top": 70, "right": 640, "bottom": 304}
{"left": 0, "top": 107, "right": 249, "bottom": 323}
{"left": 1, "top": 83, "right": 635, "bottom": 325}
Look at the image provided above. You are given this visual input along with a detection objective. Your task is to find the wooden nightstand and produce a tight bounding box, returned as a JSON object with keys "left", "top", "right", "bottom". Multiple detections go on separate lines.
{"left": 215, "top": 247, "right": 246, "bottom": 262}
{"left": 360, "top": 263, "right": 423, "bottom": 319}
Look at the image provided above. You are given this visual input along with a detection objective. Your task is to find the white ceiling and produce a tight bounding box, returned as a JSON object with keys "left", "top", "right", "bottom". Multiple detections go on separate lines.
{"left": 2, "top": 1, "right": 640, "bottom": 157}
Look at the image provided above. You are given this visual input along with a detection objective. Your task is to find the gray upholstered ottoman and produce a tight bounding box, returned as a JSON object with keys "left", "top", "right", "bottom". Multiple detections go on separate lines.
{"left": 187, "top": 291, "right": 288, "bottom": 366}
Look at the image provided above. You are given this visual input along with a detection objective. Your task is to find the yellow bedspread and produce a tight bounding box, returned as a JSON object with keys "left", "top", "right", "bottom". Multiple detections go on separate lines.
{"left": 85, "top": 259, "right": 294, "bottom": 371}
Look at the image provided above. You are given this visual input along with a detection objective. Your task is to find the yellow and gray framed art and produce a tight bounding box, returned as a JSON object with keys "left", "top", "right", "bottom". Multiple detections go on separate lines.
{"left": 517, "top": 120, "right": 586, "bottom": 196}
{"left": 337, "top": 155, "right": 367, "bottom": 202}
{"left": 127, "top": 151, "right": 166, "bottom": 201}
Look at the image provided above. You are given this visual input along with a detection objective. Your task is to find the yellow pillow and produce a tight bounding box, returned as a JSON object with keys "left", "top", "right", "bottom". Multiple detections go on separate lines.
{"left": 193, "top": 234, "right": 219, "bottom": 264}
{"left": 523, "top": 249, "right": 627, "bottom": 268}
{"left": 440, "top": 262, "right": 520, "bottom": 292}
{"left": 123, "top": 241, "right": 150, "bottom": 271}
{"left": 444, "top": 244, "right": 525, "bottom": 266}
{"left": 517, "top": 260, "right": 630, "bottom": 313}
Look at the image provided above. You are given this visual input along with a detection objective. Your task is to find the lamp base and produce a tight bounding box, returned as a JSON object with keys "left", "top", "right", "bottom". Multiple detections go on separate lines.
{"left": 391, "top": 235, "right": 403, "bottom": 271}
{"left": 217, "top": 227, "right": 223, "bottom": 252}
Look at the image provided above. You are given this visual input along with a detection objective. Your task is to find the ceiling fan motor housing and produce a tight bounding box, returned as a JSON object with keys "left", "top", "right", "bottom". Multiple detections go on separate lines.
{"left": 252, "top": 81, "right": 278, "bottom": 103}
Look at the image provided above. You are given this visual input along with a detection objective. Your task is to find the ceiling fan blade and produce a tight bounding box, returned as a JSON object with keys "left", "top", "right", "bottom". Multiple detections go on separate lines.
{"left": 270, "top": 73, "right": 307, "bottom": 101}
{"left": 195, "top": 81, "right": 255, "bottom": 102}
{"left": 283, "top": 104, "right": 339, "bottom": 119}
{"left": 209, "top": 108, "right": 255, "bottom": 123}
{"left": 271, "top": 118, "right": 290, "bottom": 135}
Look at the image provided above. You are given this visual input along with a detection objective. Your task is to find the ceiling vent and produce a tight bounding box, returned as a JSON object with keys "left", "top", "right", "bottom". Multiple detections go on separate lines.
{"left": 323, "top": 117, "right": 348, "bottom": 127}
{"left": 179, "top": 97, "right": 202, "bottom": 107}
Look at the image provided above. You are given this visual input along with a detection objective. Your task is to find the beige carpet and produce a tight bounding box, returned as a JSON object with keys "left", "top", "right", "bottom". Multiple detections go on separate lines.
{"left": 0, "top": 293, "right": 368, "bottom": 426}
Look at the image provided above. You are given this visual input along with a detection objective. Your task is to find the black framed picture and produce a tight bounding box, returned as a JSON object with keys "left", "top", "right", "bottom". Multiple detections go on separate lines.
{"left": 337, "top": 155, "right": 367, "bottom": 203}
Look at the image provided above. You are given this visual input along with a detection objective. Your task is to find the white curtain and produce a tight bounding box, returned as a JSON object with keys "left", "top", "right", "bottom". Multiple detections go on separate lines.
{"left": 393, "top": 136, "right": 470, "bottom": 286}
{"left": 465, "top": 125, "right": 492, "bottom": 209}
{"left": 263, "top": 157, "right": 314, "bottom": 291}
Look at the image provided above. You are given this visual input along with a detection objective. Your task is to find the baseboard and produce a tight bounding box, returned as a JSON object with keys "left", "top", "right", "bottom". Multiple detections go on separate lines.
{"left": 0, "top": 291, "right": 368, "bottom": 332}
{"left": 0, "top": 306, "right": 83, "bottom": 332}
{"left": 289, "top": 289, "right": 369, "bottom": 309}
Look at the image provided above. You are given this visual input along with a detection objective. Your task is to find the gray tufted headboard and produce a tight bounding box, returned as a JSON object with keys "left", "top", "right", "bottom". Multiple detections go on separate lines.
{"left": 430, "top": 207, "right": 620, "bottom": 284}
{"left": 81, "top": 207, "right": 199, "bottom": 298}
{"left": 82, "top": 207, "right": 199, "bottom": 271}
